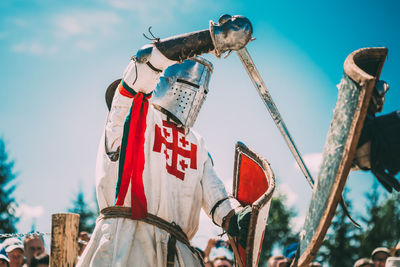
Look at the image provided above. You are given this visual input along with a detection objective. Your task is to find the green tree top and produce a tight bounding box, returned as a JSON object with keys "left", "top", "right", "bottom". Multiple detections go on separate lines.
{"left": 68, "top": 185, "right": 97, "bottom": 233}
{"left": 259, "top": 192, "right": 298, "bottom": 264}
{"left": 357, "top": 181, "right": 400, "bottom": 258}
{"left": 318, "top": 189, "right": 358, "bottom": 267}
{"left": 0, "top": 138, "right": 19, "bottom": 234}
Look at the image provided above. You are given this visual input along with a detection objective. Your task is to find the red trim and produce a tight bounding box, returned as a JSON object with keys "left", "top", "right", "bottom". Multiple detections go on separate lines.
{"left": 118, "top": 83, "right": 134, "bottom": 98}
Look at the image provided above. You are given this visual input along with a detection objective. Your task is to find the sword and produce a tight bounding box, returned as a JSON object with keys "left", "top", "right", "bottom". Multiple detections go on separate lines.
{"left": 236, "top": 47, "right": 360, "bottom": 228}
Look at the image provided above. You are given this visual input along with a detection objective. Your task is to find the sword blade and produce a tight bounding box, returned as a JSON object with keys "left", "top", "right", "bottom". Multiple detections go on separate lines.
{"left": 237, "top": 47, "right": 314, "bottom": 187}
{"left": 236, "top": 47, "right": 360, "bottom": 228}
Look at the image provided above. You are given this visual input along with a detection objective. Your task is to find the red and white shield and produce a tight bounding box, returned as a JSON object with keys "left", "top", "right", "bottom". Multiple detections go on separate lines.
{"left": 231, "top": 142, "right": 275, "bottom": 267}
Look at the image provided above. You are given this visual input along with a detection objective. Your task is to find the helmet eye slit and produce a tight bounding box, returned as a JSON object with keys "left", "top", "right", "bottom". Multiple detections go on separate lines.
{"left": 176, "top": 78, "right": 200, "bottom": 89}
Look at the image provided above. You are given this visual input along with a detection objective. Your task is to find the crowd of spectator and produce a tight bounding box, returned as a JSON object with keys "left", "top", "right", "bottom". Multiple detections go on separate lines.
{"left": 266, "top": 243, "right": 322, "bottom": 267}
{"left": 1, "top": 233, "right": 399, "bottom": 266}
{"left": 0, "top": 230, "right": 92, "bottom": 267}
{"left": 266, "top": 242, "right": 400, "bottom": 267}
{"left": 0, "top": 235, "right": 49, "bottom": 267}
{"left": 196, "top": 238, "right": 400, "bottom": 267}
{"left": 353, "top": 244, "right": 400, "bottom": 267}
{"left": 195, "top": 238, "right": 400, "bottom": 267}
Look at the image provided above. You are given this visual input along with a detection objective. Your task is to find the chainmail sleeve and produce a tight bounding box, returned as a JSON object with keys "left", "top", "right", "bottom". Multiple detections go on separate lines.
{"left": 201, "top": 156, "right": 241, "bottom": 227}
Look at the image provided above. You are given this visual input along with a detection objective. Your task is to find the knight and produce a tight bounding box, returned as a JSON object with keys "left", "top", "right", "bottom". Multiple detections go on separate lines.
{"left": 77, "top": 15, "right": 253, "bottom": 267}
{"left": 353, "top": 80, "right": 400, "bottom": 192}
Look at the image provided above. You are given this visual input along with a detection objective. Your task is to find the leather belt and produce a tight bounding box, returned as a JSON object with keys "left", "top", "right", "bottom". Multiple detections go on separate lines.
{"left": 98, "top": 206, "right": 204, "bottom": 267}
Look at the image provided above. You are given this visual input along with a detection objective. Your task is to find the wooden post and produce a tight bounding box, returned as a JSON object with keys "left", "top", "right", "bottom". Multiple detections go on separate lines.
{"left": 50, "top": 213, "right": 80, "bottom": 267}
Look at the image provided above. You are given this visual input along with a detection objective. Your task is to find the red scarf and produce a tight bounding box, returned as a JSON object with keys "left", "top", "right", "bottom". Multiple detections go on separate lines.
{"left": 115, "top": 81, "right": 150, "bottom": 219}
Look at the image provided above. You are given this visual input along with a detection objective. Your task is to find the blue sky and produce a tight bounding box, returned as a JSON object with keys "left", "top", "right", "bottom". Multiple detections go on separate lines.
{"left": 0, "top": 0, "right": 399, "bottom": 250}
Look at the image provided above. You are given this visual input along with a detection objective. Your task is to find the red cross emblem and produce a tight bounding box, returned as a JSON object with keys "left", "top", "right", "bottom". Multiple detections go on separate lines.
{"left": 153, "top": 120, "right": 197, "bottom": 180}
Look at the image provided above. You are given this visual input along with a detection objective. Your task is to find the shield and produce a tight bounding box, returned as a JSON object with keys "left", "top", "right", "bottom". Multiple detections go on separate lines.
{"left": 293, "top": 47, "right": 388, "bottom": 267}
{"left": 231, "top": 142, "right": 275, "bottom": 267}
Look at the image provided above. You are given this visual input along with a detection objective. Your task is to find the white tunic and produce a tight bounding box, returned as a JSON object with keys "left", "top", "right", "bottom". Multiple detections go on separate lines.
{"left": 77, "top": 57, "right": 240, "bottom": 267}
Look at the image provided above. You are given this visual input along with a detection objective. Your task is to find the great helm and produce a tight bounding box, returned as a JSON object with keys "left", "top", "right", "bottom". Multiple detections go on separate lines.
{"left": 152, "top": 56, "right": 213, "bottom": 128}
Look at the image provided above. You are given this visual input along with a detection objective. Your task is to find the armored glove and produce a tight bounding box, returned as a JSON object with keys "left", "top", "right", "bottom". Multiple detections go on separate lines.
{"left": 153, "top": 14, "right": 252, "bottom": 61}
{"left": 226, "top": 206, "right": 252, "bottom": 248}
{"left": 209, "top": 14, "right": 253, "bottom": 58}
{"left": 356, "top": 111, "right": 400, "bottom": 192}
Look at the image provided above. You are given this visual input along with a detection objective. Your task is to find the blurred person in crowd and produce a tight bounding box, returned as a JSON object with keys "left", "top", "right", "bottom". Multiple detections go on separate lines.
{"left": 394, "top": 242, "right": 400, "bottom": 257}
{"left": 268, "top": 255, "right": 319, "bottom": 267}
{"left": 29, "top": 253, "right": 48, "bottom": 267}
{"left": 77, "top": 232, "right": 90, "bottom": 257}
{"left": 203, "top": 238, "right": 233, "bottom": 267}
{"left": 268, "top": 252, "right": 322, "bottom": 267}
{"left": 354, "top": 258, "right": 374, "bottom": 267}
{"left": 194, "top": 247, "right": 205, "bottom": 260}
{"left": 1, "top": 238, "right": 24, "bottom": 267}
{"left": 0, "top": 247, "right": 10, "bottom": 267}
{"left": 203, "top": 238, "right": 218, "bottom": 266}
{"left": 272, "top": 242, "right": 298, "bottom": 266}
{"left": 267, "top": 256, "right": 286, "bottom": 267}
{"left": 276, "top": 257, "right": 291, "bottom": 267}
{"left": 386, "top": 257, "right": 400, "bottom": 267}
{"left": 372, "top": 247, "right": 391, "bottom": 267}
{"left": 23, "top": 236, "right": 44, "bottom": 267}
{"left": 212, "top": 256, "right": 233, "bottom": 267}
{"left": 283, "top": 243, "right": 298, "bottom": 260}
{"left": 264, "top": 243, "right": 300, "bottom": 267}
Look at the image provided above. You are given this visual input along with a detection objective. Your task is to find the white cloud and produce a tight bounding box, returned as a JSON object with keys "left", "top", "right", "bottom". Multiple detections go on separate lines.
{"left": 15, "top": 204, "right": 45, "bottom": 221}
{"left": 10, "top": 10, "right": 122, "bottom": 55}
{"left": 293, "top": 152, "right": 323, "bottom": 177}
{"left": 107, "top": 0, "right": 172, "bottom": 22}
{"left": 55, "top": 16, "right": 83, "bottom": 36}
{"left": 276, "top": 183, "right": 298, "bottom": 206}
{"left": 10, "top": 18, "right": 30, "bottom": 27}
{"left": 53, "top": 11, "right": 121, "bottom": 39}
{"left": 106, "top": 0, "right": 200, "bottom": 21}
{"left": 75, "top": 40, "right": 96, "bottom": 51}
{"left": 107, "top": 0, "right": 168, "bottom": 11}
{"left": 107, "top": 0, "right": 141, "bottom": 10}
{"left": 11, "top": 42, "right": 58, "bottom": 55}
{"left": 291, "top": 215, "right": 305, "bottom": 232}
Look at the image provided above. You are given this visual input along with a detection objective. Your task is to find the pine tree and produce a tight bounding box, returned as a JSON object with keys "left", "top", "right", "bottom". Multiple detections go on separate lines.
{"left": 259, "top": 193, "right": 298, "bottom": 264}
{"left": 356, "top": 181, "right": 381, "bottom": 258}
{"left": 0, "top": 138, "right": 19, "bottom": 234}
{"left": 377, "top": 192, "right": 400, "bottom": 246}
{"left": 68, "top": 185, "right": 97, "bottom": 233}
{"left": 357, "top": 181, "right": 400, "bottom": 258}
{"left": 318, "top": 189, "right": 358, "bottom": 267}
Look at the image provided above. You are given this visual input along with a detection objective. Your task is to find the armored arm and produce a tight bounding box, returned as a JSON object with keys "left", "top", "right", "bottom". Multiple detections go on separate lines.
{"left": 110, "top": 14, "right": 253, "bottom": 101}
{"left": 153, "top": 14, "right": 253, "bottom": 61}
{"left": 104, "top": 45, "right": 177, "bottom": 157}
{"left": 201, "top": 157, "right": 251, "bottom": 248}
{"left": 104, "top": 14, "right": 252, "bottom": 156}
{"left": 201, "top": 156, "right": 241, "bottom": 227}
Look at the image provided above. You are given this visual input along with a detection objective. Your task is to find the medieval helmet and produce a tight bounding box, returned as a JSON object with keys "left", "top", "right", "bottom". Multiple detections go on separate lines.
{"left": 152, "top": 56, "right": 213, "bottom": 128}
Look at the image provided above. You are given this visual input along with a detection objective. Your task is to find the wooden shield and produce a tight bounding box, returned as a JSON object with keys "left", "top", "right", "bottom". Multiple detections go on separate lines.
{"left": 232, "top": 142, "right": 275, "bottom": 267}
{"left": 293, "top": 47, "right": 388, "bottom": 267}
